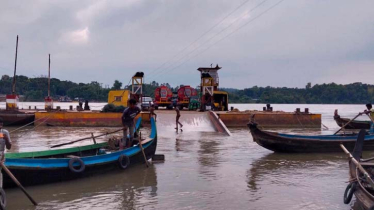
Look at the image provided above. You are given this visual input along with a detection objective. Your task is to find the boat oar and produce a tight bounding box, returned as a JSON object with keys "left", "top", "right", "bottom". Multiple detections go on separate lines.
{"left": 51, "top": 128, "right": 124, "bottom": 148}
{"left": 139, "top": 132, "right": 149, "bottom": 168}
{"left": 334, "top": 112, "right": 363, "bottom": 135}
{"left": 0, "top": 162, "right": 37, "bottom": 206}
{"left": 340, "top": 143, "right": 374, "bottom": 189}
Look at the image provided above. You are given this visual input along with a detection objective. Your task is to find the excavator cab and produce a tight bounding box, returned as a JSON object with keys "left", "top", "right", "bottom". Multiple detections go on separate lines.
{"left": 213, "top": 91, "right": 228, "bottom": 111}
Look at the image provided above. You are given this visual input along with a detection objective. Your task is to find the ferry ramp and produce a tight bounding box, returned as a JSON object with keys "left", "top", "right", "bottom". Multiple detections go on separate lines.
{"left": 155, "top": 110, "right": 231, "bottom": 136}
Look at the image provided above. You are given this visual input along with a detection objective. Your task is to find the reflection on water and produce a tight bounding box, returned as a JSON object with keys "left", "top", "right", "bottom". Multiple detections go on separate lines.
{"left": 6, "top": 165, "right": 158, "bottom": 210}
{"left": 247, "top": 152, "right": 345, "bottom": 190}
{"left": 2, "top": 104, "right": 371, "bottom": 209}
{"left": 246, "top": 152, "right": 350, "bottom": 210}
{"left": 198, "top": 135, "right": 221, "bottom": 180}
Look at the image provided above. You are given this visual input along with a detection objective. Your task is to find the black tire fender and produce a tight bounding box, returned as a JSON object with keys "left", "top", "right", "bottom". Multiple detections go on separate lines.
{"left": 344, "top": 182, "right": 356, "bottom": 204}
{"left": 118, "top": 155, "right": 130, "bottom": 169}
{"left": 68, "top": 157, "right": 85, "bottom": 173}
{"left": 0, "top": 188, "right": 6, "bottom": 210}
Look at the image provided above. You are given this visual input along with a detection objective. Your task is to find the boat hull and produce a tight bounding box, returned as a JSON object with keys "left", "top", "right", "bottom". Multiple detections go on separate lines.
{"left": 0, "top": 111, "right": 35, "bottom": 126}
{"left": 348, "top": 162, "right": 374, "bottom": 210}
{"left": 334, "top": 115, "right": 370, "bottom": 130}
{"left": 345, "top": 130, "right": 374, "bottom": 210}
{"left": 3, "top": 139, "right": 157, "bottom": 188}
{"left": 248, "top": 123, "right": 374, "bottom": 153}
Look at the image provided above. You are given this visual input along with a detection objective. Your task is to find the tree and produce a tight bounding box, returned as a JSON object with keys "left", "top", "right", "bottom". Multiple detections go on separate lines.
{"left": 112, "top": 80, "right": 122, "bottom": 90}
{"left": 1, "top": 75, "right": 10, "bottom": 81}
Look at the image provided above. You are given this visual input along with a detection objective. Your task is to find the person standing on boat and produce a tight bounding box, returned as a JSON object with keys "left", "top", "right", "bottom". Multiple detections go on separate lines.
{"left": 0, "top": 117, "right": 12, "bottom": 188}
{"left": 121, "top": 99, "right": 141, "bottom": 149}
{"left": 175, "top": 106, "right": 183, "bottom": 130}
{"left": 364, "top": 104, "right": 374, "bottom": 133}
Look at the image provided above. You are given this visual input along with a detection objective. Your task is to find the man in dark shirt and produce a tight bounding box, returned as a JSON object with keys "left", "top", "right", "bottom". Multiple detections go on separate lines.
{"left": 121, "top": 99, "right": 141, "bottom": 149}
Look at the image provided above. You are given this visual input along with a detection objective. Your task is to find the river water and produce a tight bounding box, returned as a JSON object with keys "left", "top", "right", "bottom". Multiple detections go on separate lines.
{"left": 1, "top": 103, "right": 372, "bottom": 210}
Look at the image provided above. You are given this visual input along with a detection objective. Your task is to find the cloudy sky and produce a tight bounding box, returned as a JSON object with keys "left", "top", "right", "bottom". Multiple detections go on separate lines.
{"left": 0, "top": 0, "right": 373, "bottom": 89}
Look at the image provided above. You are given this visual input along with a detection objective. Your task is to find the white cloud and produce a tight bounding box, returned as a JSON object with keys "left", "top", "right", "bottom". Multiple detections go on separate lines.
{"left": 76, "top": 0, "right": 144, "bottom": 24}
{"left": 60, "top": 27, "right": 90, "bottom": 44}
{"left": 76, "top": 1, "right": 108, "bottom": 24}
{"left": 318, "top": 61, "right": 374, "bottom": 85}
{"left": 0, "top": 0, "right": 374, "bottom": 88}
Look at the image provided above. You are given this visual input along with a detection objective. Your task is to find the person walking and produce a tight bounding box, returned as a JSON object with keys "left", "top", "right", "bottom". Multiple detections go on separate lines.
{"left": 121, "top": 99, "right": 141, "bottom": 149}
{"left": 175, "top": 106, "right": 183, "bottom": 131}
{"left": 149, "top": 103, "right": 157, "bottom": 122}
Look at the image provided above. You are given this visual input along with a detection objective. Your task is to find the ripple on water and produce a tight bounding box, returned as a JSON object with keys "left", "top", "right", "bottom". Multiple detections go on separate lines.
{"left": 3, "top": 104, "right": 361, "bottom": 210}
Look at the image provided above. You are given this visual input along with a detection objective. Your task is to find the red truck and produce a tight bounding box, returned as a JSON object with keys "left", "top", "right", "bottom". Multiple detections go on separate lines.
{"left": 154, "top": 85, "right": 173, "bottom": 109}
{"left": 177, "top": 85, "right": 197, "bottom": 110}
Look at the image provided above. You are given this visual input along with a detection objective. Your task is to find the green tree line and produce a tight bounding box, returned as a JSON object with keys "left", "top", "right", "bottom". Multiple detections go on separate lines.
{"left": 224, "top": 82, "right": 374, "bottom": 104}
{"left": 0, "top": 75, "right": 172, "bottom": 102}
{"left": 1, "top": 75, "right": 373, "bottom": 104}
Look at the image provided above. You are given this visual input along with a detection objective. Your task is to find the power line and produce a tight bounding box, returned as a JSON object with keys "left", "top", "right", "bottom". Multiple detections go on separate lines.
{"left": 147, "top": 0, "right": 268, "bottom": 82}
{"left": 148, "top": 0, "right": 270, "bottom": 82}
{"left": 146, "top": 0, "right": 253, "bottom": 79}
{"left": 150, "top": 0, "right": 285, "bottom": 83}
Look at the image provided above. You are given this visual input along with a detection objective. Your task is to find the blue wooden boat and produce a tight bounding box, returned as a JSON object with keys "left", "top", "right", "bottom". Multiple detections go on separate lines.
{"left": 5, "top": 117, "right": 143, "bottom": 159}
{"left": 3, "top": 117, "right": 157, "bottom": 188}
{"left": 247, "top": 122, "right": 374, "bottom": 153}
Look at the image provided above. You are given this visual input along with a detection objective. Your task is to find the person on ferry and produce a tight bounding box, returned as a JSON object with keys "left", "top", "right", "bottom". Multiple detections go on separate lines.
{"left": 121, "top": 99, "right": 141, "bottom": 149}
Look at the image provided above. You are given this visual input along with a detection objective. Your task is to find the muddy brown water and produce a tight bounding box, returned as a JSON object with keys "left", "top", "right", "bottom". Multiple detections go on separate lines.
{"left": 1, "top": 103, "right": 372, "bottom": 209}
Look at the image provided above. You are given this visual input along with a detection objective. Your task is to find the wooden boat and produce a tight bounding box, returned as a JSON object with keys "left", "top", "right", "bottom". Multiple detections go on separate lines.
{"left": 334, "top": 112, "right": 370, "bottom": 129}
{"left": 343, "top": 129, "right": 374, "bottom": 209}
{"left": 5, "top": 117, "right": 143, "bottom": 159}
{"left": 0, "top": 110, "right": 35, "bottom": 126}
{"left": 247, "top": 122, "right": 374, "bottom": 153}
{"left": 3, "top": 117, "right": 156, "bottom": 188}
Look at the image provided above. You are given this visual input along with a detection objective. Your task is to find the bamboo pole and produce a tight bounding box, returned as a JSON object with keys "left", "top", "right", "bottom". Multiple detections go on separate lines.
{"left": 48, "top": 54, "right": 50, "bottom": 97}
{"left": 139, "top": 132, "right": 149, "bottom": 168}
{"left": 0, "top": 162, "right": 37, "bottom": 206}
{"left": 51, "top": 128, "right": 123, "bottom": 148}
{"left": 91, "top": 133, "right": 97, "bottom": 144}
{"left": 12, "top": 35, "right": 19, "bottom": 94}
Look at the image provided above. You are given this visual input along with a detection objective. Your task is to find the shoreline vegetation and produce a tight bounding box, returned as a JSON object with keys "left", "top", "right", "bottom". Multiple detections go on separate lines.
{"left": 1, "top": 75, "right": 373, "bottom": 104}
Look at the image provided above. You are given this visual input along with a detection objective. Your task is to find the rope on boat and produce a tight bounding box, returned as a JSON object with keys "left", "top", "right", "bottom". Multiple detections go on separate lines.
{"left": 9, "top": 111, "right": 55, "bottom": 133}
{"left": 347, "top": 177, "right": 358, "bottom": 183}
{"left": 13, "top": 114, "right": 54, "bottom": 139}
{"left": 295, "top": 113, "right": 304, "bottom": 127}
{"left": 321, "top": 123, "right": 329, "bottom": 130}
{"left": 295, "top": 112, "right": 329, "bottom": 130}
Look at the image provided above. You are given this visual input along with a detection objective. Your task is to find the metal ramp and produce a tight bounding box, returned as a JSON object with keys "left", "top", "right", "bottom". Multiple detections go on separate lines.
{"left": 207, "top": 111, "right": 231, "bottom": 136}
